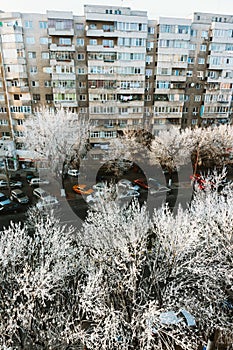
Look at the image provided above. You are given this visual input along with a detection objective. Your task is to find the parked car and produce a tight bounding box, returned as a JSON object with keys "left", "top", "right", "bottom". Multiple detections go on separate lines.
{"left": 67, "top": 169, "right": 80, "bottom": 177}
{"left": 133, "top": 178, "right": 149, "bottom": 189}
{"left": 0, "top": 179, "right": 23, "bottom": 189}
{"left": 33, "top": 188, "right": 50, "bottom": 199}
{"left": 148, "top": 178, "right": 171, "bottom": 195}
{"left": 26, "top": 171, "right": 38, "bottom": 183}
{"left": 10, "top": 189, "right": 29, "bottom": 204}
{"left": 0, "top": 192, "right": 11, "bottom": 206}
{"left": 118, "top": 179, "right": 140, "bottom": 191}
{"left": 28, "top": 177, "right": 50, "bottom": 186}
{"left": 36, "top": 196, "right": 59, "bottom": 210}
{"left": 0, "top": 201, "right": 20, "bottom": 214}
{"left": 117, "top": 189, "right": 140, "bottom": 200}
{"left": 72, "top": 184, "right": 94, "bottom": 195}
{"left": 93, "top": 182, "right": 107, "bottom": 191}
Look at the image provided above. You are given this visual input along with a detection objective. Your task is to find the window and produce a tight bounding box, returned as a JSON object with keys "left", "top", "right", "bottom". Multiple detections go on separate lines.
{"left": 39, "top": 21, "right": 47, "bottom": 29}
{"left": 76, "top": 23, "right": 84, "bottom": 30}
{"left": 148, "top": 27, "right": 155, "bottom": 34}
{"left": 14, "top": 94, "right": 20, "bottom": 100}
{"left": 24, "top": 21, "right": 33, "bottom": 29}
{"left": 200, "top": 44, "right": 206, "bottom": 51}
{"left": 28, "top": 51, "right": 36, "bottom": 59}
{"left": 79, "top": 94, "right": 86, "bottom": 101}
{"left": 188, "top": 57, "right": 195, "bottom": 64}
{"left": 198, "top": 57, "right": 205, "bottom": 64}
{"left": 0, "top": 119, "right": 8, "bottom": 125}
{"left": 41, "top": 52, "right": 49, "bottom": 59}
{"left": 17, "top": 49, "right": 25, "bottom": 58}
{"left": 194, "top": 95, "right": 201, "bottom": 102}
{"left": 43, "top": 67, "right": 52, "bottom": 73}
{"left": 77, "top": 67, "right": 86, "bottom": 74}
{"left": 33, "top": 94, "right": 41, "bottom": 101}
{"left": 201, "top": 30, "right": 208, "bottom": 38}
{"left": 191, "top": 29, "right": 197, "bottom": 37}
{"left": 59, "top": 37, "right": 71, "bottom": 45}
{"left": 44, "top": 80, "right": 52, "bottom": 87}
{"left": 77, "top": 53, "right": 85, "bottom": 60}
{"left": 89, "top": 39, "right": 97, "bottom": 45}
{"left": 45, "top": 94, "right": 53, "bottom": 101}
{"left": 17, "top": 119, "right": 24, "bottom": 126}
{"left": 26, "top": 37, "right": 35, "bottom": 44}
{"left": 40, "top": 37, "right": 49, "bottom": 44}
{"left": 30, "top": 66, "right": 38, "bottom": 74}
{"left": 102, "top": 39, "right": 114, "bottom": 48}
{"left": 31, "top": 81, "right": 39, "bottom": 87}
{"left": 78, "top": 81, "right": 86, "bottom": 88}
{"left": 187, "top": 70, "right": 193, "bottom": 77}
{"left": 189, "top": 44, "right": 196, "bottom": 50}
{"left": 77, "top": 38, "right": 84, "bottom": 46}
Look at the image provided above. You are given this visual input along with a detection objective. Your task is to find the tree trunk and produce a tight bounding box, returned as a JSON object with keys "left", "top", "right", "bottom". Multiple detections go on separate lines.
{"left": 206, "top": 329, "right": 219, "bottom": 350}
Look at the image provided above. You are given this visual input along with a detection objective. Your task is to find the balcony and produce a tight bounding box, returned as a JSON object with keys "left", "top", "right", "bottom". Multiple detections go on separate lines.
{"left": 7, "top": 86, "right": 29, "bottom": 93}
{"left": 52, "top": 73, "right": 76, "bottom": 80}
{"left": 54, "top": 100, "right": 78, "bottom": 107}
{"left": 48, "top": 28, "right": 74, "bottom": 36}
{"left": 86, "top": 28, "right": 118, "bottom": 38}
{"left": 49, "top": 43, "right": 75, "bottom": 52}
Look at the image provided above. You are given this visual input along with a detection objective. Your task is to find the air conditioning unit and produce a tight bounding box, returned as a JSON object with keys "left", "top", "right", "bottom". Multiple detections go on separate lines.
{"left": 90, "top": 85, "right": 96, "bottom": 88}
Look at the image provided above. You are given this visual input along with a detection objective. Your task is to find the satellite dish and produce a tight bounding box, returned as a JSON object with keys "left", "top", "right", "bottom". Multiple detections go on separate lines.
{"left": 190, "top": 83, "right": 195, "bottom": 87}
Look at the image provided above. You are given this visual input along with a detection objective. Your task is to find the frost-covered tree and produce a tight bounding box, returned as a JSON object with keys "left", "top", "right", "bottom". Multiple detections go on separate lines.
{"left": 0, "top": 178, "right": 232, "bottom": 349}
{"left": 24, "top": 108, "right": 90, "bottom": 183}
{"left": 74, "top": 183, "right": 233, "bottom": 350}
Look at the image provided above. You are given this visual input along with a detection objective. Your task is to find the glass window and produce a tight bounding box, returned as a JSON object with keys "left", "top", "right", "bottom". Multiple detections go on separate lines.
{"left": 200, "top": 44, "right": 206, "bottom": 51}
{"left": 24, "top": 21, "right": 33, "bottom": 29}
{"left": 77, "top": 38, "right": 84, "bottom": 46}
{"left": 26, "top": 37, "right": 35, "bottom": 44}
{"left": 28, "top": 51, "right": 36, "bottom": 59}
{"left": 41, "top": 52, "right": 49, "bottom": 59}
{"left": 30, "top": 66, "right": 38, "bottom": 74}
{"left": 39, "top": 21, "right": 47, "bottom": 29}
{"left": 89, "top": 39, "right": 97, "bottom": 45}
{"left": 76, "top": 23, "right": 84, "bottom": 30}
{"left": 77, "top": 53, "right": 85, "bottom": 60}
{"left": 59, "top": 37, "right": 71, "bottom": 45}
{"left": 40, "top": 37, "right": 49, "bottom": 44}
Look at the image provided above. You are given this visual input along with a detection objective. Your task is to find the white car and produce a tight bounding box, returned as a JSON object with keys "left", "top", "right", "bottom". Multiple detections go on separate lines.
{"left": 29, "top": 178, "right": 50, "bottom": 186}
{"left": 36, "top": 196, "right": 59, "bottom": 210}
{"left": 118, "top": 179, "right": 140, "bottom": 191}
{"left": 11, "top": 189, "right": 29, "bottom": 204}
{"left": 93, "top": 182, "right": 107, "bottom": 191}
{"left": 0, "top": 179, "right": 23, "bottom": 188}
{"left": 148, "top": 178, "right": 171, "bottom": 196}
{"left": 118, "top": 190, "right": 140, "bottom": 200}
{"left": 33, "top": 188, "right": 50, "bottom": 199}
{"left": 67, "top": 169, "right": 80, "bottom": 177}
{"left": 0, "top": 192, "right": 11, "bottom": 206}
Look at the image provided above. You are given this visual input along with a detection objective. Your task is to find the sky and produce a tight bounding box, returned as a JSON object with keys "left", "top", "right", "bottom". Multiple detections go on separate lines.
{"left": 0, "top": 0, "right": 231, "bottom": 19}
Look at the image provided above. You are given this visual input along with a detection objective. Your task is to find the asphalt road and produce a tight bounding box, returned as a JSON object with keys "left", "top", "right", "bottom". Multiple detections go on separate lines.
{"left": 0, "top": 167, "right": 194, "bottom": 231}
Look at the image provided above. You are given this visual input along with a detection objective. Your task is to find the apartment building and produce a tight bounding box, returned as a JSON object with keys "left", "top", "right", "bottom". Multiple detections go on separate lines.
{"left": 0, "top": 6, "right": 232, "bottom": 168}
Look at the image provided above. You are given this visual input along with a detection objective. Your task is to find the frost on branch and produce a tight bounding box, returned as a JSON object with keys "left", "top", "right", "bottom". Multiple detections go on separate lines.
{"left": 23, "top": 108, "right": 90, "bottom": 181}
{"left": 0, "top": 174, "right": 232, "bottom": 349}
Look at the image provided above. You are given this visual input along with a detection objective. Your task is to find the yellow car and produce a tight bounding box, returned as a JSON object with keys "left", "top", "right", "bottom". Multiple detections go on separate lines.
{"left": 72, "top": 184, "right": 94, "bottom": 195}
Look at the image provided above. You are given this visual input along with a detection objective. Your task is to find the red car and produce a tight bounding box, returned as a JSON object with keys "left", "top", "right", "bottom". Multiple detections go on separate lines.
{"left": 133, "top": 178, "right": 149, "bottom": 189}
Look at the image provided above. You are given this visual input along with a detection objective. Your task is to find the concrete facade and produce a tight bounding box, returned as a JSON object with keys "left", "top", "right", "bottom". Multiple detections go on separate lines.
{"left": 0, "top": 6, "right": 233, "bottom": 167}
